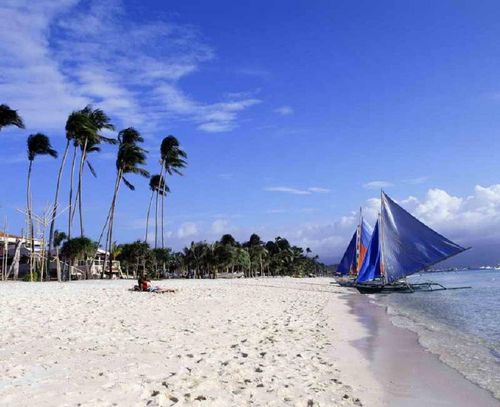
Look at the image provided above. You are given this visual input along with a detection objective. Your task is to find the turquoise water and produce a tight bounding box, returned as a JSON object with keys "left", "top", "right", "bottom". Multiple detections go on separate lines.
{"left": 376, "top": 269, "right": 500, "bottom": 398}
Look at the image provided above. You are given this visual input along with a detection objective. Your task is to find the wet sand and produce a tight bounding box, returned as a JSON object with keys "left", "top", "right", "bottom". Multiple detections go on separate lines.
{"left": 346, "top": 292, "right": 499, "bottom": 406}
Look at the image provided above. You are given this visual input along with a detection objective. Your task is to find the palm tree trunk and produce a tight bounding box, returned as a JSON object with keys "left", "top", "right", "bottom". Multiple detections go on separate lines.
{"left": 161, "top": 192, "right": 166, "bottom": 274}
{"left": 145, "top": 189, "right": 154, "bottom": 242}
{"left": 26, "top": 160, "right": 33, "bottom": 282}
{"left": 107, "top": 170, "right": 123, "bottom": 278}
{"left": 156, "top": 163, "right": 165, "bottom": 250}
{"left": 92, "top": 173, "right": 121, "bottom": 278}
{"left": 154, "top": 188, "right": 159, "bottom": 249}
{"left": 68, "top": 145, "right": 77, "bottom": 239}
{"left": 161, "top": 191, "right": 165, "bottom": 248}
{"left": 47, "top": 139, "right": 70, "bottom": 279}
{"left": 76, "top": 138, "right": 89, "bottom": 238}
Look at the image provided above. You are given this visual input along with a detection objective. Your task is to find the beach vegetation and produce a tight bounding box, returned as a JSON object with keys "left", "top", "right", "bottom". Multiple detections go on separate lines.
{"left": 1, "top": 103, "right": 326, "bottom": 281}
{"left": 156, "top": 135, "right": 187, "bottom": 252}
{"left": 26, "top": 133, "right": 58, "bottom": 281}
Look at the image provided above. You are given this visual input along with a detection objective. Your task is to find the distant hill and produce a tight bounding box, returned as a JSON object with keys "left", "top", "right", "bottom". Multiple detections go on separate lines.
{"left": 440, "top": 241, "right": 500, "bottom": 268}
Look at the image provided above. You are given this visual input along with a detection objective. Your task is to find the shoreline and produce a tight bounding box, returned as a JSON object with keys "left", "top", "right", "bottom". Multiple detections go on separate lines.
{"left": 344, "top": 289, "right": 499, "bottom": 406}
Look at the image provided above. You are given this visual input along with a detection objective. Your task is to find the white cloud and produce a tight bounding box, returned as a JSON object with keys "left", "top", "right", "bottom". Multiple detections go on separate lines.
{"left": 266, "top": 209, "right": 288, "bottom": 214}
{"left": 399, "top": 185, "right": 500, "bottom": 242}
{"left": 274, "top": 106, "right": 294, "bottom": 116}
{"left": 265, "top": 187, "right": 311, "bottom": 195}
{"left": 0, "top": 0, "right": 259, "bottom": 133}
{"left": 211, "top": 219, "right": 230, "bottom": 234}
{"left": 264, "top": 186, "right": 331, "bottom": 195}
{"left": 128, "top": 185, "right": 500, "bottom": 263}
{"left": 405, "top": 176, "right": 429, "bottom": 185}
{"left": 308, "top": 187, "right": 330, "bottom": 193}
{"left": 363, "top": 180, "right": 394, "bottom": 190}
{"left": 177, "top": 222, "right": 198, "bottom": 238}
{"left": 299, "top": 184, "right": 500, "bottom": 261}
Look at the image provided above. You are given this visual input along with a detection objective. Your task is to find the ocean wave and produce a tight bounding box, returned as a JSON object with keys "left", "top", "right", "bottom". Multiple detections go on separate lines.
{"left": 378, "top": 299, "right": 500, "bottom": 399}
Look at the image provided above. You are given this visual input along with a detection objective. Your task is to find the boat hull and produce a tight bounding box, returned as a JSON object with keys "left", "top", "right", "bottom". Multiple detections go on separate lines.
{"left": 355, "top": 281, "right": 412, "bottom": 294}
{"left": 335, "top": 276, "right": 357, "bottom": 287}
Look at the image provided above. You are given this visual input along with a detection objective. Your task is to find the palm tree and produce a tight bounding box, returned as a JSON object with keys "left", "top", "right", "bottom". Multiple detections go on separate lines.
{"left": 70, "top": 106, "right": 115, "bottom": 238}
{"left": 47, "top": 111, "right": 88, "bottom": 264}
{"left": 26, "top": 133, "right": 57, "bottom": 281}
{"left": 0, "top": 104, "right": 25, "bottom": 132}
{"left": 65, "top": 110, "right": 96, "bottom": 239}
{"left": 145, "top": 174, "right": 168, "bottom": 245}
{"left": 245, "top": 234, "right": 267, "bottom": 277}
{"left": 60, "top": 237, "right": 97, "bottom": 279}
{"left": 158, "top": 136, "right": 187, "bottom": 249}
{"left": 104, "top": 128, "right": 149, "bottom": 276}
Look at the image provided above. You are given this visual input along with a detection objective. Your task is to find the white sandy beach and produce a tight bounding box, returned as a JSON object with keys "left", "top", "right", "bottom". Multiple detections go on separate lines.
{"left": 0, "top": 278, "right": 498, "bottom": 406}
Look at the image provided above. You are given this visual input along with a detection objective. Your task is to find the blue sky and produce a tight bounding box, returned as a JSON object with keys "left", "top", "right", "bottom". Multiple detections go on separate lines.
{"left": 1, "top": 0, "right": 500, "bottom": 264}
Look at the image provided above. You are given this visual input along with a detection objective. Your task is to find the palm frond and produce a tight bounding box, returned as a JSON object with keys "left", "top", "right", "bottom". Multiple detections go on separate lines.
{"left": 27, "top": 133, "right": 58, "bottom": 161}
{"left": 118, "top": 127, "right": 144, "bottom": 144}
{"left": 122, "top": 177, "right": 135, "bottom": 190}
{"left": 86, "top": 160, "right": 97, "bottom": 177}
{"left": 0, "top": 104, "right": 25, "bottom": 130}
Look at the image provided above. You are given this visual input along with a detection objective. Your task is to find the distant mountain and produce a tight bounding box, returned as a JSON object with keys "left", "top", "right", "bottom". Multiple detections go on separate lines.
{"left": 440, "top": 241, "right": 500, "bottom": 268}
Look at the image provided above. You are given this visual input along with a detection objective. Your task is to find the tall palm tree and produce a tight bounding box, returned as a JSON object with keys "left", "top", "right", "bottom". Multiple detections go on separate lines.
{"left": 26, "top": 133, "right": 57, "bottom": 281}
{"left": 0, "top": 104, "right": 25, "bottom": 132}
{"left": 71, "top": 106, "right": 115, "bottom": 238}
{"left": 105, "top": 128, "right": 149, "bottom": 276}
{"left": 65, "top": 110, "right": 96, "bottom": 239}
{"left": 47, "top": 111, "right": 89, "bottom": 263}
{"left": 158, "top": 135, "right": 187, "bottom": 249}
{"left": 145, "top": 174, "right": 168, "bottom": 244}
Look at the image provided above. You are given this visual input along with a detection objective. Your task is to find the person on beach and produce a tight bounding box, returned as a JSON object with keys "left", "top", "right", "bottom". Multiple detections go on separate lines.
{"left": 135, "top": 276, "right": 176, "bottom": 293}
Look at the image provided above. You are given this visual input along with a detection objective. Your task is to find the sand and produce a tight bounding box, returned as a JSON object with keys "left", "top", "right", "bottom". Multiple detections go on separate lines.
{"left": 1, "top": 278, "right": 497, "bottom": 406}
{"left": 0, "top": 278, "right": 370, "bottom": 406}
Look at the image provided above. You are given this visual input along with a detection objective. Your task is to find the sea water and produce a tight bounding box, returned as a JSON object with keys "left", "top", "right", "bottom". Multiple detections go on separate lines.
{"left": 376, "top": 269, "right": 500, "bottom": 399}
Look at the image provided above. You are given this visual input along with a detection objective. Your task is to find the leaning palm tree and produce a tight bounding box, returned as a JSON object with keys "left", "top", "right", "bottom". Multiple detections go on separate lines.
{"left": 26, "top": 133, "right": 57, "bottom": 281}
{"left": 145, "top": 174, "right": 168, "bottom": 244}
{"left": 0, "top": 104, "right": 25, "bottom": 132}
{"left": 64, "top": 110, "right": 96, "bottom": 239}
{"left": 158, "top": 136, "right": 187, "bottom": 249}
{"left": 71, "top": 106, "right": 115, "bottom": 238}
{"left": 104, "top": 128, "right": 149, "bottom": 276}
{"left": 48, "top": 111, "right": 91, "bottom": 261}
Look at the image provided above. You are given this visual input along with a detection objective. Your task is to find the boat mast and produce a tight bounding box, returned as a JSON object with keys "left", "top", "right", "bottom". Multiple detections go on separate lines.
{"left": 354, "top": 207, "right": 362, "bottom": 274}
{"left": 380, "top": 190, "right": 388, "bottom": 285}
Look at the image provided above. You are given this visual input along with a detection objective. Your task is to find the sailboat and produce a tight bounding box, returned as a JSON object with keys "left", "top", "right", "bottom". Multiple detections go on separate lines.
{"left": 335, "top": 210, "right": 371, "bottom": 286}
{"left": 355, "top": 192, "right": 469, "bottom": 294}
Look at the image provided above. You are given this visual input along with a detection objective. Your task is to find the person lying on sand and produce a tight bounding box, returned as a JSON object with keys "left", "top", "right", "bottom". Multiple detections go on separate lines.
{"left": 134, "top": 277, "right": 177, "bottom": 293}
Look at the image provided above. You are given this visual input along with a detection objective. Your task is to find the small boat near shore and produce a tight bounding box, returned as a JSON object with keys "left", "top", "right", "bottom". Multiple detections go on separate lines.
{"left": 353, "top": 192, "right": 470, "bottom": 294}
{"left": 335, "top": 210, "right": 371, "bottom": 287}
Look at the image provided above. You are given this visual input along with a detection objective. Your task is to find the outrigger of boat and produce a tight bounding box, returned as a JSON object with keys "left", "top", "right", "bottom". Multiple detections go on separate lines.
{"left": 355, "top": 280, "right": 472, "bottom": 294}
{"left": 338, "top": 191, "right": 470, "bottom": 294}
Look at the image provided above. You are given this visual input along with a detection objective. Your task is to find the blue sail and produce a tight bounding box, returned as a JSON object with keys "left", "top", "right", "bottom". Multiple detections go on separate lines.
{"left": 381, "top": 192, "right": 466, "bottom": 283}
{"left": 360, "top": 219, "right": 372, "bottom": 247}
{"left": 337, "top": 231, "right": 357, "bottom": 275}
{"left": 356, "top": 220, "right": 382, "bottom": 283}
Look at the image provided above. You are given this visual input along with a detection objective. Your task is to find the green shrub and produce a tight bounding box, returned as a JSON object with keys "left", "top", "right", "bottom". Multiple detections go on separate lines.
{"left": 22, "top": 271, "right": 39, "bottom": 282}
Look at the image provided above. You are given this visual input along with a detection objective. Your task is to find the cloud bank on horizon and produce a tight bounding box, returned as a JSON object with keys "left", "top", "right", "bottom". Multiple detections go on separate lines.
{"left": 137, "top": 184, "right": 500, "bottom": 264}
